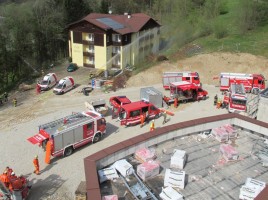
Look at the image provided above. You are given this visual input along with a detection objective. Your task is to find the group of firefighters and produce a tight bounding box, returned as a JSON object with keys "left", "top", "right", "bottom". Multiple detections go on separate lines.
{"left": 0, "top": 167, "right": 31, "bottom": 194}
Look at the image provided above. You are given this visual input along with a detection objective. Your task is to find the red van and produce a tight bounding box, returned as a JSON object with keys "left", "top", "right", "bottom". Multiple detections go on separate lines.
{"left": 119, "top": 101, "right": 161, "bottom": 126}
{"left": 109, "top": 96, "right": 131, "bottom": 119}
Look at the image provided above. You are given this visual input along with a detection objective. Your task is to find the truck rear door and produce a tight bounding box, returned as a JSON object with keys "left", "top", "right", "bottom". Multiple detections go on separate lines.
{"left": 83, "top": 122, "right": 94, "bottom": 139}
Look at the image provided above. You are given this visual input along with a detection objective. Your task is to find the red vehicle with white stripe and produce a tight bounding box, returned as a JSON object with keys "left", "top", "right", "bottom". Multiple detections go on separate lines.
{"left": 27, "top": 111, "right": 106, "bottom": 157}
{"left": 162, "top": 71, "right": 201, "bottom": 89}
{"left": 219, "top": 72, "right": 265, "bottom": 94}
{"left": 224, "top": 83, "right": 247, "bottom": 113}
{"left": 119, "top": 101, "right": 161, "bottom": 126}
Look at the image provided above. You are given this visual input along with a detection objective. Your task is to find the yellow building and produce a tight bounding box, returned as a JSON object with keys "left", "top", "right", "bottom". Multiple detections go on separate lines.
{"left": 68, "top": 13, "right": 160, "bottom": 70}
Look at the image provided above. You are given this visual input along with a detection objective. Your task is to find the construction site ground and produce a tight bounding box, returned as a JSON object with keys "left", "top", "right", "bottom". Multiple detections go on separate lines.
{"left": 100, "top": 130, "right": 268, "bottom": 199}
{"left": 0, "top": 52, "right": 268, "bottom": 200}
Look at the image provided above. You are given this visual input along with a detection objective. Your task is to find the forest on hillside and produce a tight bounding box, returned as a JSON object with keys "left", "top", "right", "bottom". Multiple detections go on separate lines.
{"left": 0, "top": 0, "right": 268, "bottom": 92}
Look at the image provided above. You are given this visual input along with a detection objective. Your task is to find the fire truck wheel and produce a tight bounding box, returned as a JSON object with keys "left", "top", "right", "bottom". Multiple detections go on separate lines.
{"left": 154, "top": 114, "right": 160, "bottom": 119}
{"left": 64, "top": 147, "right": 74, "bottom": 156}
{"left": 93, "top": 133, "right": 101, "bottom": 143}
{"left": 202, "top": 96, "right": 206, "bottom": 100}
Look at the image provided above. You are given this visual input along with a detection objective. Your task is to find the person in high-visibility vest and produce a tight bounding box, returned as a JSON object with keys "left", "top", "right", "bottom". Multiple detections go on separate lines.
{"left": 140, "top": 113, "right": 145, "bottom": 128}
{"left": 150, "top": 120, "right": 155, "bottom": 131}
{"left": 33, "top": 155, "right": 40, "bottom": 175}
{"left": 174, "top": 97, "right": 178, "bottom": 108}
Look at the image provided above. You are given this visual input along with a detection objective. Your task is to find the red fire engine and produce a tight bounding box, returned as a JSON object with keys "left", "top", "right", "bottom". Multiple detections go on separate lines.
{"left": 27, "top": 111, "right": 106, "bottom": 157}
{"left": 223, "top": 83, "right": 247, "bottom": 113}
{"left": 169, "top": 81, "right": 208, "bottom": 103}
{"left": 162, "top": 71, "right": 201, "bottom": 90}
{"left": 119, "top": 101, "right": 161, "bottom": 126}
{"left": 109, "top": 96, "right": 131, "bottom": 119}
{"left": 220, "top": 72, "right": 265, "bottom": 94}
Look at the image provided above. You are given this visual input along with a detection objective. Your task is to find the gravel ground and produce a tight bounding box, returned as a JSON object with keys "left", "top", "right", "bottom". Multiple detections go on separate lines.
{"left": 0, "top": 52, "right": 267, "bottom": 199}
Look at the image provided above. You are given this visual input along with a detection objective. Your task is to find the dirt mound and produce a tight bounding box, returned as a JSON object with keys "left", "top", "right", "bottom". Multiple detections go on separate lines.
{"left": 127, "top": 52, "right": 268, "bottom": 87}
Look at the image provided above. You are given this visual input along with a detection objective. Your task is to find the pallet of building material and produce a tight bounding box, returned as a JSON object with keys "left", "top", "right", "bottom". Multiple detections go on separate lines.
{"left": 111, "top": 159, "right": 133, "bottom": 177}
{"left": 159, "top": 186, "right": 184, "bottom": 200}
{"left": 221, "top": 124, "right": 238, "bottom": 139}
{"left": 137, "top": 160, "right": 160, "bottom": 181}
{"left": 211, "top": 127, "right": 229, "bottom": 143}
{"left": 170, "top": 149, "right": 186, "bottom": 170}
{"left": 102, "top": 195, "right": 118, "bottom": 200}
{"left": 239, "top": 178, "right": 266, "bottom": 200}
{"left": 219, "top": 144, "right": 239, "bottom": 161}
{"left": 98, "top": 167, "right": 119, "bottom": 183}
{"left": 164, "top": 169, "right": 185, "bottom": 189}
{"left": 134, "top": 147, "right": 156, "bottom": 163}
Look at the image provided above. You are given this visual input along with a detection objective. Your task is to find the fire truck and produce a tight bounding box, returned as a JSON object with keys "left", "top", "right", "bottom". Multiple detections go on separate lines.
{"left": 119, "top": 101, "right": 161, "bottom": 126}
{"left": 219, "top": 72, "right": 265, "bottom": 94}
{"left": 109, "top": 96, "right": 131, "bottom": 119}
{"left": 27, "top": 111, "right": 106, "bottom": 157}
{"left": 223, "top": 83, "right": 247, "bottom": 113}
{"left": 169, "top": 81, "right": 208, "bottom": 103}
{"left": 162, "top": 71, "right": 201, "bottom": 89}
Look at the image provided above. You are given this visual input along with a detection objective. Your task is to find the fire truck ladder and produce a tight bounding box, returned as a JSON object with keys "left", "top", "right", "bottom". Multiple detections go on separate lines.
{"left": 120, "top": 171, "right": 158, "bottom": 200}
{"left": 246, "top": 93, "right": 260, "bottom": 118}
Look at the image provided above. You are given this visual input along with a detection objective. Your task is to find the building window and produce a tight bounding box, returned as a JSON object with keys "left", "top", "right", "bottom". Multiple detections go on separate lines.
{"left": 89, "top": 33, "right": 94, "bottom": 41}
{"left": 112, "top": 46, "right": 120, "bottom": 54}
{"left": 89, "top": 57, "right": 95, "bottom": 64}
{"left": 125, "top": 35, "right": 128, "bottom": 42}
{"left": 113, "top": 34, "right": 121, "bottom": 42}
{"left": 107, "top": 35, "right": 110, "bottom": 43}
{"left": 89, "top": 45, "right": 94, "bottom": 53}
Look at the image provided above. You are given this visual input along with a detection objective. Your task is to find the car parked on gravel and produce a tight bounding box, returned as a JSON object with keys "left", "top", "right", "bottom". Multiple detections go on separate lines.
{"left": 67, "top": 63, "right": 78, "bottom": 72}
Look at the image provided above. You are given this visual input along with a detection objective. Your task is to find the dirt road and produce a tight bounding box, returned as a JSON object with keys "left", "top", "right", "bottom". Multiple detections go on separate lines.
{"left": 0, "top": 52, "right": 267, "bottom": 199}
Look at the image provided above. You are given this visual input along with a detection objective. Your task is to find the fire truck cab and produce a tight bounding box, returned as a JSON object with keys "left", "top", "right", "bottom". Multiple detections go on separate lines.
{"left": 27, "top": 111, "right": 106, "bottom": 157}
{"left": 170, "top": 81, "right": 208, "bottom": 102}
{"left": 162, "top": 71, "right": 201, "bottom": 90}
{"left": 119, "top": 101, "right": 160, "bottom": 126}
{"left": 220, "top": 73, "right": 265, "bottom": 94}
{"left": 109, "top": 96, "right": 131, "bottom": 119}
{"left": 225, "top": 83, "right": 247, "bottom": 113}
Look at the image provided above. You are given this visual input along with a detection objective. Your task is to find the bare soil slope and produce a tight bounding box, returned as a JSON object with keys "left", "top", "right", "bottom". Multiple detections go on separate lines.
{"left": 127, "top": 52, "right": 268, "bottom": 87}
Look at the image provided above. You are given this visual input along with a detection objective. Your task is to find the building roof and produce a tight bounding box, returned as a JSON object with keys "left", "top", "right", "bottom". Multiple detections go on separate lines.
{"left": 71, "top": 13, "right": 160, "bottom": 35}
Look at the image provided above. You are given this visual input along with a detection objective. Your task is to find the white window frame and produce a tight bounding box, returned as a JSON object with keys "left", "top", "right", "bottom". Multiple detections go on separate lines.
{"left": 89, "top": 33, "right": 94, "bottom": 41}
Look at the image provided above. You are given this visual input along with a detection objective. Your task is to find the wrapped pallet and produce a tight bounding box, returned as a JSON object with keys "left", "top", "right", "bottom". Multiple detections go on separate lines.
{"left": 111, "top": 159, "right": 133, "bottom": 177}
{"left": 102, "top": 195, "right": 118, "bottom": 200}
{"left": 220, "top": 144, "right": 239, "bottom": 161}
{"left": 159, "top": 186, "right": 184, "bottom": 200}
{"left": 98, "top": 167, "right": 119, "bottom": 183}
{"left": 222, "top": 124, "right": 238, "bottom": 139}
{"left": 211, "top": 127, "right": 229, "bottom": 142}
{"left": 135, "top": 147, "right": 156, "bottom": 163}
{"left": 170, "top": 149, "right": 186, "bottom": 169}
{"left": 164, "top": 169, "right": 185, "bottom": 189}
{"left": 137, "top": 160, "right": 160, "bottom": 181}
{"left": 239, "top": 178, "right": 266, "bottom": 200}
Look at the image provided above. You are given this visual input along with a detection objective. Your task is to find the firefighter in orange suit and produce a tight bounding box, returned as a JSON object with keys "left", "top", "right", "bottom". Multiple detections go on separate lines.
{"left": 33, "top": 155, "right": 40, "bottom": 175}
{"left": 174, "top": 97, "right": 178, "bottom": 108}
{"left": 140, "top": 113, "right": 145, "bottom": 128}
{"left": 150, "top": 120, "right": 155, "bottom": 131}
{"left": 0, "top": 171, "right": 10, "bottom": 188}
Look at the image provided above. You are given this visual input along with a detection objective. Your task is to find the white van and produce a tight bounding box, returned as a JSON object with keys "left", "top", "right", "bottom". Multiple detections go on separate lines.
{"left": 40, "top": 73, "right": 58, "bottom": 91}
{"left": 53, "top": 76, "right": 75, "bottom": 95}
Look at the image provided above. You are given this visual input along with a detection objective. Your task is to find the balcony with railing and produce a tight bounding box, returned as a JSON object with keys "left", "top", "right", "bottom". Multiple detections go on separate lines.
{"left": 112, "top": 63, "right": 121, "bottom": 69}
{"left": 83, "top": 63, "right": 95, "bottom": 68}
{"left": 82, "top": 40, "right": 94, "bottom": 45}
{"left": 83, "top": 51, "right": 95, "bottom": 57}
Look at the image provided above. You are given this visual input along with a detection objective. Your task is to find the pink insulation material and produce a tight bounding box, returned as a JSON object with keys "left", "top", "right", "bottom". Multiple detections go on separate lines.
{"left": 137, "top": 160, "right": 160, "bottom": 181}
{"left": 222, "top": 124, "right": 238, "bottom": 139}
{"left": 102, "top": 195, "right": 118, "bottom": 200}
{"left": 220, "top": 144, "right": 239, "bottom": 161}
{"left": 212, "top": 127, "right": 229, "bottom": 142}
{"left": 135, "top": 147, "right": 156, "bottom": 163}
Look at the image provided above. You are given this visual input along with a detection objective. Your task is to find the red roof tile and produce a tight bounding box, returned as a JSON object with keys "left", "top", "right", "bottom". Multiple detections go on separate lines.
{"left": 82, "top": 13, "right": 160, "bottom": 34}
